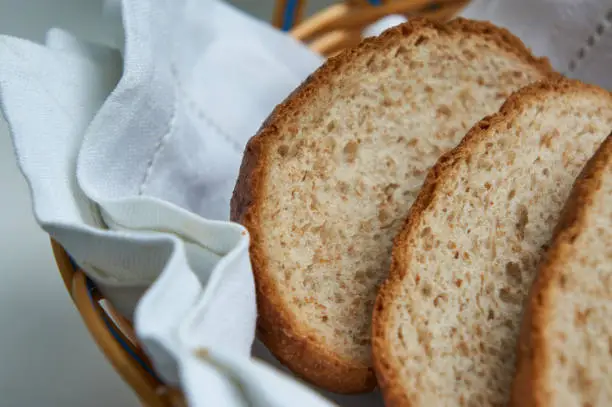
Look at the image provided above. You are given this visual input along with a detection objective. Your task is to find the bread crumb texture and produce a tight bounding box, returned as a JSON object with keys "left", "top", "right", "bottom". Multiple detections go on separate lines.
{"left": 512, "top": 135, "right": 612, "bottom": 407}
{"left": 265, "top": 21, "right": 547, "bottom": 361}
{"left": 232, "top": 17, "right": 554, "bottom": 392}
{"left": 373, "top": 79, "right": 612, "bottom": 406}
{"left": 544, "top": 139, "right": 612, "bottom": 407}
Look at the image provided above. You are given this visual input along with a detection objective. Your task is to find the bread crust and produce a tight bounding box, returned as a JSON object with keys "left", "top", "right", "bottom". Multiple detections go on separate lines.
{"left": 372, "top": 79, "right": 612, "bottom": 406}
{"left": 508, "top": 134, "right": 612, "bottom": 407}
{"left": 231, "top": 17, "right": 556, "bottom": 394}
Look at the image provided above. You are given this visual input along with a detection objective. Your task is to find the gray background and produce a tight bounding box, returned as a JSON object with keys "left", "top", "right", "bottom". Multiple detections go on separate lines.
{"left": 0, "top": 1, "right": 330, "bottom": 406}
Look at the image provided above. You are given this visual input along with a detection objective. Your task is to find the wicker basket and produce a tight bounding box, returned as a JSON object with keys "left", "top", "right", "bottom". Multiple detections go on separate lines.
{"left": 51, "top": 1, "right": 468, "bottom": 405}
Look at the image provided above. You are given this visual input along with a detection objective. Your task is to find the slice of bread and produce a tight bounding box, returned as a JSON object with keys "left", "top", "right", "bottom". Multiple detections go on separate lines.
{"left": 510, "top": 134, "right": 612, "bottom": 407}
{"left": 372, "top": 79, "right": 612, "bottom": 406}
{"left": 231, "top": 17, "right": 555, "bottom": 393}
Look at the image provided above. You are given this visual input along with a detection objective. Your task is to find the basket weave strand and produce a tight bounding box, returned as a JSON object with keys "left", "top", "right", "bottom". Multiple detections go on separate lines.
{"left": 289, "top": 0, "right": 467, "bottom": 56}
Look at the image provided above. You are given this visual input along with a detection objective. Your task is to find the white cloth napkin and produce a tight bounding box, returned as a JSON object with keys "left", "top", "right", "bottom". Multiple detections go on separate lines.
{"left": 461, "top": 0, "right": 612, "bottom": 87}
{"left": 2, "top": 0, "right": 612, "bottom": 406}
{"left": 368, "top": 0, "right": 612, "bottom": 89}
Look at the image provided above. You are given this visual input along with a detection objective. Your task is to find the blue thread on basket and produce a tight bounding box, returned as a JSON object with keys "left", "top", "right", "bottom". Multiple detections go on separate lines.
{"left": 85, "top": 277, "right": 163, "bottom": 383}
{"left": 423, "top": 3, "right": 442, "bottom": 11}
{"left": 282, "top": 0, "right": 299, "bottom": 31}
{"left": 67, "top": 254, "right": 79, "bottom": 272}
{"left": 368, "top": 0, "right": 383, "bottom": 5}
{"left": 64, "top": 249, "right": 163, "bottom": 383}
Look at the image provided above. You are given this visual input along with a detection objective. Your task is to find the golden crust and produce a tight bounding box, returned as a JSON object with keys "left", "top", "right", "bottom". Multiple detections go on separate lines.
{"left": 509, "top": 135, "right": 612, "bottom": 407}
{"left": 372, "top": 78, "right": 612, "bottom": 406}
{"left": 231, "top": 17, "right": 556, "bottom": 393}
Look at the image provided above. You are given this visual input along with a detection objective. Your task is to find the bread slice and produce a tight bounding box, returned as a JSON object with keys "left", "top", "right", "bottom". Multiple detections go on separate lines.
{"left": 510, "top": 134, "right": 612, "bottom": 407}
{"left": 231, "top": 17, "right": 555, "bottom": 393}
{"left": 372, "top": 79, "right": 612, "bottom": 406}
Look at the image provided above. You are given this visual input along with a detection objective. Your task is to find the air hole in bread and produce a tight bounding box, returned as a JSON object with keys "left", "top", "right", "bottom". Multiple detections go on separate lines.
{"left": 414, "top": 35, "right": 428, "bottom": 46}
{"left": 421, "top": 283, "right": 432, "bottom": 298}
{"left": 343, "top": 141, "right": 358, "bottom": 162}
{"left": 499, "top": 288, "right": 521, "bottom": 305}
{"left": 516, "top": 205, "right": 529, "bottom": 240}
{"left": 505, "top": 262, "right": 522, "bottom": 283}
{"left": 277, "top": 144, "right": 289, "bottom": 157}
{"left": 394, "top": 45, "right": 410, "bottom": 58}
{"left": 433, "top": 294, "right": 448, "bottom": 307}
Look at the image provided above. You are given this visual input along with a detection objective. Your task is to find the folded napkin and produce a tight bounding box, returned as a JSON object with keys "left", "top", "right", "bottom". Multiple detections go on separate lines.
{"left": 462, "top": 0, "right": 612, "bottom": 88}
{"left": 2, "top": 0, "right": 612, "bottom": 406}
